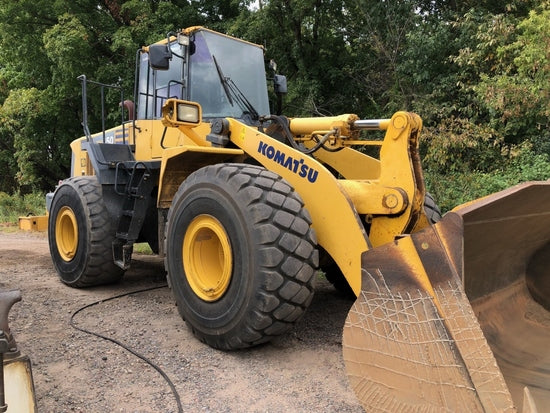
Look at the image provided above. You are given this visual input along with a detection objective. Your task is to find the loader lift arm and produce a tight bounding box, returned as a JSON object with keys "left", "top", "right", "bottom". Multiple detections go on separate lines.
{"left": 162, "top": 102, "right": 428, "bottom": 296}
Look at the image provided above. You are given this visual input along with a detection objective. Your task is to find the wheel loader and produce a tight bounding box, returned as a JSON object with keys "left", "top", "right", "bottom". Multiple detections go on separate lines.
{"left": 45, "top": 26, "right": 550, "bottom": 411}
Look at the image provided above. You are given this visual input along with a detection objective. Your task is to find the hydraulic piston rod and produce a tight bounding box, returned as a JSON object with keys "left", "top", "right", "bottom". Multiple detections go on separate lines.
{"left": 352, "top": 119, "right": 390, "bottom": 130}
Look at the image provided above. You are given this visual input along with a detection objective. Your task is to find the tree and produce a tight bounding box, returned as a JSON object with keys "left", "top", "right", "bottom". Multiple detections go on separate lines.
{"left": 474, "top": 4, "right": 550, "bottom": 153}
{"left": 0, "top": 0, "right": 207, "bottom": 192}
{"left": 0, "top": 0, "right": 549, "bottom": 215}
{"left": 382, "top": 1, "right": 550, "bottom": 210}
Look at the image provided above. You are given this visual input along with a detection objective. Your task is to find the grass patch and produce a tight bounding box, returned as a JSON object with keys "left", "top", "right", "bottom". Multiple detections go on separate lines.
{"left": 133, "top": 242, "right": 154, "bottom": 255}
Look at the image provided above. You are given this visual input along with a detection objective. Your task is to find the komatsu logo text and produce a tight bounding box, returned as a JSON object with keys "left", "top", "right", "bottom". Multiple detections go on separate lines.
{"left": 257, "top": 141, "right": 319, "bottom": 183}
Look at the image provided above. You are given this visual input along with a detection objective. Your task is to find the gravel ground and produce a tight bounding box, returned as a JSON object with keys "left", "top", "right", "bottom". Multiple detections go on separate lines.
{"left": 0, "top": 230, "right": 363, "bottom": 412}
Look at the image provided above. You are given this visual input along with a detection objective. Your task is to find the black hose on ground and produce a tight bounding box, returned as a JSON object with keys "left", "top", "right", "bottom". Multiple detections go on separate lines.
{"left": 69, "top": 285, "right": 183, "bottom": 413}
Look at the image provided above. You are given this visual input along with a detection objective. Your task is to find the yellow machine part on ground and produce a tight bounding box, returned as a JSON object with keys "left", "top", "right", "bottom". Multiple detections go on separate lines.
{"left": 4, "top": 355, "right": 36, "bottom": 412}
{"left": 343, "top": 181, "right": 550, "bottom": 412}
{"left": 18, "top": 215, "right": 48, "bottom": 232}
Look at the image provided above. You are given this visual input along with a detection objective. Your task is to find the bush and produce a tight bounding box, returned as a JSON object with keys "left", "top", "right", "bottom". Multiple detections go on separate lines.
{"left": 0, "top": 192, "right": 46, "bottom": 224}
{"left": 426, "top": 142, "right": 550, "bottom": 212}
{"left": 421, "top": 117, "right": 505, "bottom": 175}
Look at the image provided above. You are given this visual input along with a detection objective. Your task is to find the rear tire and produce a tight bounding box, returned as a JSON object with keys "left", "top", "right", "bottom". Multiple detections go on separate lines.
{"left": 48, "top": 176, "right": 123, "bottom": 287}
{"left": 424, "top": 192, "right": 442, "bottom": 224}
{"left": 323, "top": 261, "right": 355, "bottom": 299}
{"left": 165, "top": 164, "right": 318, "bottom": 350}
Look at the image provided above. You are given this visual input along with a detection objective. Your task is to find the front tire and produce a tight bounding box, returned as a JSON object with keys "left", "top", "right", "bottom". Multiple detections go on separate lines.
{"left": 48, "top": 176, "right": 123, "bottom": 287}
{"left": 165, "top": 164, "right": 318, "bottom": 350}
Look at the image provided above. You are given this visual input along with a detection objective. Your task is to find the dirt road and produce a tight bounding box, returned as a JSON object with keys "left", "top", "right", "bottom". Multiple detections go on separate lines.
{"left": 0, "top": 230, "right": 363, "bottom": 412}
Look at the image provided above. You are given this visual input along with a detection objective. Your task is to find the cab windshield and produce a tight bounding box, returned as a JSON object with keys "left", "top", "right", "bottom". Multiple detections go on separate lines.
{"left": 188, "top": 30, "right": 270, "bottom": 120}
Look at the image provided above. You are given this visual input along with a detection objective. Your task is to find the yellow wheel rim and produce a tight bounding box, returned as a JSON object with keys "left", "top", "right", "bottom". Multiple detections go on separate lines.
{"left": 183, "top": 215, "right": 232, "bottom": 302}
{"left": 55, "top": 206, "right": 79, "bottom": 262}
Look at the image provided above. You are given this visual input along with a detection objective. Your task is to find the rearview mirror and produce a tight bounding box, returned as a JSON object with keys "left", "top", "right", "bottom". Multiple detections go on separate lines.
{"left": 149, "top": 44, "right": 171, "bottom": 70}
{"left": 274, "top": 74, "right": 287, "bottom": 94}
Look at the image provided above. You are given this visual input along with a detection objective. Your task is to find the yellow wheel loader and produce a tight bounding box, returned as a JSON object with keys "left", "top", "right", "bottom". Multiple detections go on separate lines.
{"left": 46, "top": 27, "right": 550, "bottom": 411}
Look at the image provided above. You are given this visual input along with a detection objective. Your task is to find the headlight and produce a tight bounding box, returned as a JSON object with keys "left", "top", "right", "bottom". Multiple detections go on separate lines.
{"left": 162, "top": 99, "right": 202, "bottom": 127}
{"left": 177, "top": 103, "right": 200, "bottom": 123}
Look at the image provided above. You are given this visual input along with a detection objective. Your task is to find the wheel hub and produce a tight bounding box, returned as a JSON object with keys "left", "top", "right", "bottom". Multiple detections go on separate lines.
{"left": 55, "top": 206, "right": 78, "bottom": 261}
{"left": 183, "top": 215, "right": 232, "bottom": 301}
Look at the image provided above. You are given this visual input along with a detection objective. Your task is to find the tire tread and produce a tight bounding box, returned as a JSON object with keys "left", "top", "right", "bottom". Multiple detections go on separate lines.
{"left": 166, "top": 164, "right": 318, "bottom": 350}
{"left": 49, "top": 176, "right": 123, "bottom": 287}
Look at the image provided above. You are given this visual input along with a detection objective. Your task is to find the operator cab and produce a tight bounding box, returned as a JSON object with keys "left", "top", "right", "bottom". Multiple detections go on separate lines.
{"left": 139, "top": 27, "right": 273, "bottom": 125}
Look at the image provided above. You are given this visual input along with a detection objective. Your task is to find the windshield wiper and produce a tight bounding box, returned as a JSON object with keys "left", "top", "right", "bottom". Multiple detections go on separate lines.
{"left": 212, "top": 55, "right": 259, "bottom": 121}
{"left": 212, "top": 55, "right": 234, "bottom": 106}
{"left": 225, "top": 78, "right": 260, "bottom": 120}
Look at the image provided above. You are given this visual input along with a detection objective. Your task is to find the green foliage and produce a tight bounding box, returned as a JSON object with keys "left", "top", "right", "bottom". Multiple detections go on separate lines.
{"left": 0, "top": 0, "right": 548, "bottom": 218}
{"left": 399, "top": 1, "right": 550, "bottom": 210}
{"left": 235, "top": 0, "right": 354, "bottom": 116}
{"left": 427, "top": 142, "right": 550, "bottom": 212}
{"left": 473, "top": 5, "right": 550, "bottom": 148}
{"left": 421, "top": 117, "right": 504, "bottom": 175}
{"left": 0, "top": 0, "right": 208, "bottom": 194}
{"left": 0, "top": 192, "right": 45, "bottom": 224}
{"left": 43, "top": 14, "right": 94, "bottom": 93}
